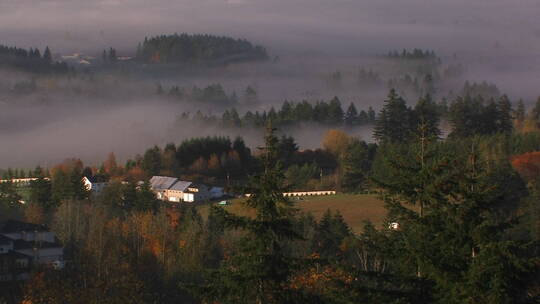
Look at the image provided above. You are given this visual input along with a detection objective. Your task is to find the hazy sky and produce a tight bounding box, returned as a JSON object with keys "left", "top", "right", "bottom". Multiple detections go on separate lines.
{"left": 0, "top": 0, "right": 538, "bottom": 57}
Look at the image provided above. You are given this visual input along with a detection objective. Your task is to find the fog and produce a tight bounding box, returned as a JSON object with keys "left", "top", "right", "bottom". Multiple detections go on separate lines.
{"left": 0, "top": 0, "right": 539, "bottom": 168}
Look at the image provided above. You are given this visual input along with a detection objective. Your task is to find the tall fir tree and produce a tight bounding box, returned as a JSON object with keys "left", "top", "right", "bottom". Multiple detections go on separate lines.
{"left": 344, "top": 103, "right": 359, "bottom": 126}
{"left": 187, "top": 125, "right": 307, "bottom": 304}
{"left": 373, "top": 89, "right": 413, "bottom": 143}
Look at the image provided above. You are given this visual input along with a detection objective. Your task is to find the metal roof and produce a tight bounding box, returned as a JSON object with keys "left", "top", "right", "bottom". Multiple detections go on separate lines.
{"left": 149, "top": 176, "right": 179, "bottom": 190}
{"left": 169, "top": 181, "right": 192, "bottom": 191}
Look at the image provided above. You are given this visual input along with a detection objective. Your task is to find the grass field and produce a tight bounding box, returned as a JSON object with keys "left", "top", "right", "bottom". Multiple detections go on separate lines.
{"left": 198, "top": 194, "right": 387, "bottom": 234}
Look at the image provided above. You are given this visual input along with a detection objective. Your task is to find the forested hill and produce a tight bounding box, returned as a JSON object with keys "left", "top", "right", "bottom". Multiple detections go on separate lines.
{"left": 135, "top": 33, "right": 269, "bottom": 65}
{"left": 0, "top": 44, "right": 69, "bottom": 73}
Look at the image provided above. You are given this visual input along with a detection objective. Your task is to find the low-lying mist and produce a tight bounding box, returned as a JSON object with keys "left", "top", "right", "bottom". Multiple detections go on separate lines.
{"left": 0, "top": 0, "right": 539, "bottom": 168}
{"left": 0, "top": 98, "right": 374, "bottom": 168}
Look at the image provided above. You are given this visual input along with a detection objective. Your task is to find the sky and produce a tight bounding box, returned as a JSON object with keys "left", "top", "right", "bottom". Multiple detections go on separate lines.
{"left": 0, "top": 0, "right": 538, "bottom": 57}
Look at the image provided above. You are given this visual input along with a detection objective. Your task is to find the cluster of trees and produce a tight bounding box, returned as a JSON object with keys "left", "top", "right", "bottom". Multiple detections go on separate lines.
{"left": 131, "top": 137, "right": 253, "bottom": 183}
{"left": 448, "top": 94, "right": 513, "bottom": 137}
{"left": 178, "top": 98, "right": 377, "bottom": 128}
{"left": 101, "top": 47, "right": 118, "bottom": 64}
{"left": 135, "top": 33, "right": 268, "bottom": 64}
{"left": 357, "top": 68, "right": 383, "bottom": 87}
{"left": 386, "top": 48, "right": 440, "bottom": 62}
{"left": 373, "top": 89, "right": 518, "bottom": 143}
{"left": 385, "top": 49, "right": 442, "bottom": 80}
{"left": 0, "top": 44, "right": 68, "bottom": 73}
{"left": 459, "top": 80, "right": 501, "bottom": 100}
{"left": 158, "top": 83, "right": 257, "bottom": 107}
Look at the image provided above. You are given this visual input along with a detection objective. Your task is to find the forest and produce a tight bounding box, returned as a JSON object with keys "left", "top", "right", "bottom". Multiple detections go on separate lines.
{"left": 135, "top": 33, "right": 269, "bottom": 65}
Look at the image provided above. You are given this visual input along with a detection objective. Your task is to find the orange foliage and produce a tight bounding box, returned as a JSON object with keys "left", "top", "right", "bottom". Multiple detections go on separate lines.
{"left": 511, "top": 151, "right": 540, "bottom": 180}
{"left": 150, "top": 52, "right": 161, "bottom": 63}
{"left": 322, "top": 129, "right": 351, "bottom": 158}
{"left": 24, "top": 204, "right": 45, "bottom": 224}
{"left": 51, "top": 158, "right": 84, "bottom": 174}
{"left": 208, "top": 153, "right": 221, "bottom": 171}
{"left": 289, "top": 263, "right": 354, "bottom": 294}
{"left": 125, "top": 166, "right": 146, "bottom": 181}
{"left": 166, "top": 208, "right": 181, "bottom": 228}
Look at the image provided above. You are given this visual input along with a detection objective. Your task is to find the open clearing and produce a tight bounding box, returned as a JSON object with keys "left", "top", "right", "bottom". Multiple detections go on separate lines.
{"left": 198, "top": 194, "right": 387, "bottom": 234}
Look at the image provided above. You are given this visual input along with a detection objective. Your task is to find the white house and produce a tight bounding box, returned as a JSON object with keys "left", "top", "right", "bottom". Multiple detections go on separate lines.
{"left": 150, "top": 176, "right": 211, "bottom": 203}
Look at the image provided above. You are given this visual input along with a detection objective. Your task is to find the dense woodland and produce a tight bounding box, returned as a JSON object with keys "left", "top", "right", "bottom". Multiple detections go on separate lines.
{"left": 135, "top": 34, "right": 269, "bottom": 65}
{"left": 0, "top": 44, "right": 69, "bottom": 74}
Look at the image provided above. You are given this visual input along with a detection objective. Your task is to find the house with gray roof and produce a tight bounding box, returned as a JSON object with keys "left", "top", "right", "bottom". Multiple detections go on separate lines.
{"left": 0, "top": 220, "right": 64, "bottom": 282}
{"left": 149, "top": 176, "right": 210, "bottom": 203}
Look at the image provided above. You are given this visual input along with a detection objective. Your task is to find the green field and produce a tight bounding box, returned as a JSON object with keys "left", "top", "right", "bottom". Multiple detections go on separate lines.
{"left": 198, "top": 194, "right": 387, "bottom": 234}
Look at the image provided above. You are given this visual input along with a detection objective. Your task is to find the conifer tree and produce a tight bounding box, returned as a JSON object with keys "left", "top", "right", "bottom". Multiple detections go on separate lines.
{"left": 412, "top": 94, "right": 441, "bottom": 139}
{"left": 29, "top": 167, "right": 52, "bottom": 209}
{"left": 43, "top": 46, "right": 52, "bottom": 63}
{"left": 373, "top": 89, "right": 413, "bottom": 143}
{"left": 187, "top": 125, "right": 305, "bottom": 304}
{"left": 497, "top": 95, "right": 514, "bottom": 133}
{"left": 372, "top": 139, "right": 537, "bottom": 303}
{"left": 344, "top": 102, "right": 359, "bottom": 126}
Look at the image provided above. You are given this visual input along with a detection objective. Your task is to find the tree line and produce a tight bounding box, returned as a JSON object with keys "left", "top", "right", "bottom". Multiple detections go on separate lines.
{"left": 178, "top": 97, "right": 377, "bottom": 128}
{"left": 158, "top": 83, "right": 258, "bottom": 108}
{"left": 0, "top": 44, "right": 69, "bottom": 73}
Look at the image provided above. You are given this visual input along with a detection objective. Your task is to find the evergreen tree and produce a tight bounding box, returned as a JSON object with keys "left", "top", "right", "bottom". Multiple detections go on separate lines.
{"left": 109, "top": 47, "right": 117, "bottom": 63}
{"left": 0, "top": 181, "right": 22, "bottom": 208}
{"left": 43, "top": 46, "right": 52, "bottom": 63}
{"left": 328, "top": 97, "right": 344, "bottom": 124}
{"left": 312, "top": 209, "right": 351, "bottom": 260}
{"left": 373, "top": 89, "right": 413, "bottom": 143}
{"left": 187, "top": 125, "right": 305, "bottom": 304}
{"left": 341, "top": 139, "right": 375, "bottom": 192}
{"left": 497, "top": 95, "right": 513, "bottom": 133}
{"left": 244, "top": 86, "right": 258, "bottom": 105}
{"left": 515, "top": 99, "right": 526, "bottom": 129}
{"left": 344, "top": 103, "right": 359, "bottom": 126}
{"left": 368, "top": 106, "right": 376, "bottom": 122}
{"left": 372, "top": 140, "right": 537, "bottom": 303}
{"left": 134, "top": 182, "right": 159, "bottom": 213}
{"left": 532, "top": 96, "right": 540, "bottom": 123}
{"left": 141, "top": 146, "right": 162, "bottom": 176}
{"left": 412, "top": 94, "right": 441, "bottom": 139}
{"left": 29, "top": 167, "right": 52, "bottom": 210}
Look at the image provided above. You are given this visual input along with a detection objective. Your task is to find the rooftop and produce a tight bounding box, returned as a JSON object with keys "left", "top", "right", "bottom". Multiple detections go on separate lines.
{"left": 169, "top": 180, "right": 192, "bottom": 192}
{"left": 0, "top": 220, "right": 49, "bottom": 233}
{"left": 150, "top": 176, "right": 179, "bottom": 190}
{"left": 0, "top": 234, "right": 13, "bottom": 245}
{"left": 13, "top": 239, "right": 63, "bottom": 250}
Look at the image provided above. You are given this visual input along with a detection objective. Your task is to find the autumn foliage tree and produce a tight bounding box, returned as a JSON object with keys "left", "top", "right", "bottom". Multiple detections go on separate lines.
{"left": 511, "top": 151, "right": 540, "bottom": 181}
